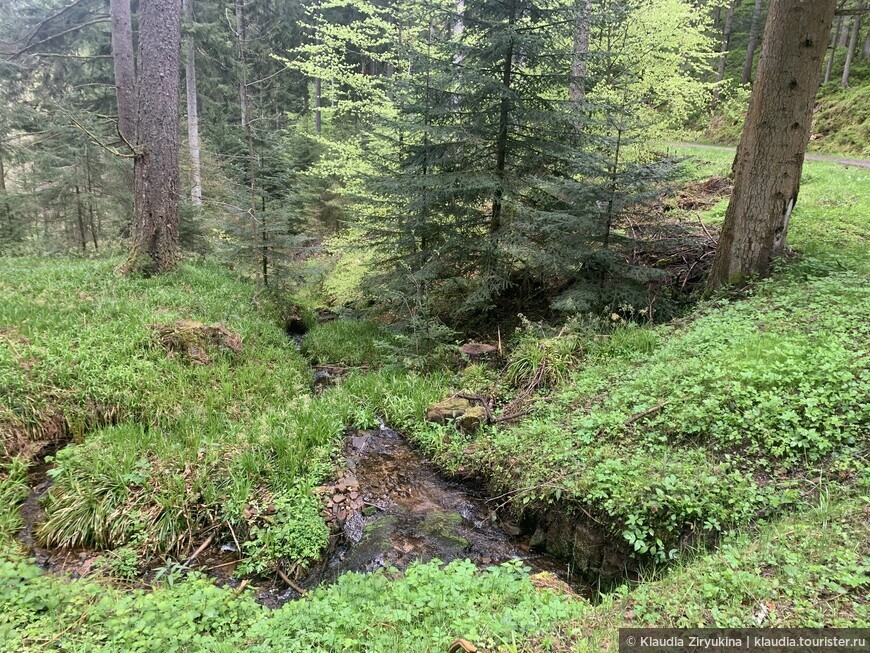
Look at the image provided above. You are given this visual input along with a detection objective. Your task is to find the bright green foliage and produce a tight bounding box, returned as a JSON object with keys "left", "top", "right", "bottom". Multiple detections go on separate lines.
{"left": 0, "top": 458, "right": 28, "bottom": 542}
{"left": 301, "top": 318, "right": 390, "bottom": 366}
{"left": 0, "top": 257, "right": 451, "bottom": 569}
{"left": 0, "top": 557, "right": 583, "bottom": 653}
{"left": 426, "top": 157, "right": 870, "bottom": 561}
{"left": 238, "top": 493, "right": 330, "bottom": 575}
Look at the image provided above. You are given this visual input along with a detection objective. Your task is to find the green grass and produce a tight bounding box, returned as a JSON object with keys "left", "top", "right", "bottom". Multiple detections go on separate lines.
{"left": 0, "top": 258, "right": 450, "bottom": 569}
{"left": 420, "top": 154, "right": 869, "bottom": 565}
{"left": 301, "top": 318, "right": 391, "bottom": 367}
{"left": 0, "top": 150, "right": 867, "bottom": 649}
{"left": 0, "top": 556, "right": 584, "bottom": 653}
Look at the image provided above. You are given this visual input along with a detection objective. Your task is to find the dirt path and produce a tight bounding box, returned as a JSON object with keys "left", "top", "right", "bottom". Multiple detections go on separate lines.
{"left": 672, "top": 142, "right": 870, "bottom": 169}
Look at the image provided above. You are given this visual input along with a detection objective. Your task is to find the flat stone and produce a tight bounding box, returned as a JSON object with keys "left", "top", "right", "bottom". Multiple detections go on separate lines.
{"left": 426, "top": 398, "right": 473, "bottom": 424}
{"left": 460, "top": 342, "right": 498, "bottom": 357}
{"left": 457, "top": 406, "right": 488, "bottom": 433}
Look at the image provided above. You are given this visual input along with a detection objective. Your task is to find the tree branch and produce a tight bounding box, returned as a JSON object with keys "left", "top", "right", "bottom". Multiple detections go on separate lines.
{"left": 14, "top": 16, "right": 110, "bottom": 58}
{"left": 20, "top": 0, "right": 95, "bottom": 49}
{"left": 65, "top": 112, "right": 136, "bottom": 158}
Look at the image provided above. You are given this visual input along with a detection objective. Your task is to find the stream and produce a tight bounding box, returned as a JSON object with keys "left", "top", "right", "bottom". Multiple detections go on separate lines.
{"left": 301, "top": 424, "right": 576, "bottom": 591}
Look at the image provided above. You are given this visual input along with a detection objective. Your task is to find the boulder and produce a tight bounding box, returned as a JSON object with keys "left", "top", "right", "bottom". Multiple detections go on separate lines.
{"left": 456, "top": 406, "right": 487, "bottom": 434}
{"left": 425, "top": 398, "right": 474, "bottom": 424}
{"left": 459, "top": 342, "right": 498, "bottom": 361}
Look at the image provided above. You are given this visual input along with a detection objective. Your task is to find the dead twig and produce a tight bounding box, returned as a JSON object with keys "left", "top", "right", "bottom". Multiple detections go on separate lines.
{"left": 184, "top": 532, "right": 215, "bottom": 567}
{"left": 625, "top": 401, "right": 669, "bottom": 426}
{"left": 276, "top": 567, "right": 307, "bottom": 596}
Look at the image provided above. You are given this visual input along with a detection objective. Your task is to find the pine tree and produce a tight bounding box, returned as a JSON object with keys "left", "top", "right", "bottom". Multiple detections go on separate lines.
{"left": 367, "top": 0, "right": 679, "bottom": 322}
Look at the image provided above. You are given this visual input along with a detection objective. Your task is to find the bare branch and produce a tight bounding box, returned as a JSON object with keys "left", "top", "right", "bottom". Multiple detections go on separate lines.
{"left": 14, "top": 16, "right": 110, "bottom": 58}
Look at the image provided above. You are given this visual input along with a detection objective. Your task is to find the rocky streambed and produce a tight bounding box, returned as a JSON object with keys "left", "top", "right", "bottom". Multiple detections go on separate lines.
{"left": 302, "top": 424, "right": 580, "bottom": 593}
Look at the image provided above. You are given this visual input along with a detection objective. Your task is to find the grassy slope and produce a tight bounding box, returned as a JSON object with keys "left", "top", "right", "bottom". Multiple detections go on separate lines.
{"left": 696, "top": 73, "right": 870, "bottom": 158}
{"left": 417, "top": 148, "right": 868, "bottom": 557}
{"left": 0, "top": 259, "right": 448, "bottom": 560}
{"left": 0, "top": 151, "right": 867, "bottom": 650}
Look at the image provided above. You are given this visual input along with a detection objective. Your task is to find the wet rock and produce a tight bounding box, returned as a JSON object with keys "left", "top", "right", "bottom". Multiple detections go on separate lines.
{"left": 459, "top": 342, "right": 498, "bottom": 361}
{"left": 426, "top": 398, "right": 474, "bottom": 424}
{"left": 456, "top": 406, "right": 488, "bottom": 434}
{"left": 313, "top": 369, "right": 333, "bottom": 390}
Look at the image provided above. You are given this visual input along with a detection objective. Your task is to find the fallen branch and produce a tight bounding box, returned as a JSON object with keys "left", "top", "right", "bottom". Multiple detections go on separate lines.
{"left": 453, "top": 392, "right": 494, "bottom": 422}
{"left": 490, "top": 409, "right": 532, "bottom": 424}
{"left": 276, "top": 567, "right": 307, "bottom": 596}
{"left": 625, "top": 401, "right": 669, "bottom": 426}
{"left": 184, "top": 533, "right": 215, "bottom": 567}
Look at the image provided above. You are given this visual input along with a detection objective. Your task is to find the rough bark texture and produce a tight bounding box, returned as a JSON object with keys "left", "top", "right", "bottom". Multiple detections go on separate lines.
{"left": 709, "top": 0, "right": 837, "bottom": 290}
{"left": 109, "top": 0, "right": 136, "bottom": 145}
{"left": 569, "top": 0, "right": 591, "bottom": 104}
{"left": 741, "top": 0, "right": 764, "bottom": 84}
{"left": 183, "top": 0, "right": 203, "bottom": 206}
{"left": 126, "top": 0, "right": 182, "bottom": 275}
{"left": 841, "top": 3, "right": 864, "bottom": 87}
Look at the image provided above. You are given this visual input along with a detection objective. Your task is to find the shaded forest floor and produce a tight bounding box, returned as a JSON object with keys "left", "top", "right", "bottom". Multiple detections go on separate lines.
{"left": 0, "top": 150, "right": 867, "bottom": 651}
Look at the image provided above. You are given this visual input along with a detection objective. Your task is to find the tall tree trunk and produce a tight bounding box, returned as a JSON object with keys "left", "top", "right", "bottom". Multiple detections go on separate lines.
{"left": 711, "top": 0, "right": 739, "bottom": 107}
{"left": 75, "top": 184, "right": 87, "bottom": 252}
{"left": 124, "top": 0, "right": 182, "bottom": 274}
{"left": 183, "top": 0, "right": 203, "bottom": 206}
{"left": 709, "top": 0, "right": 836, "bottom": 289}
{"left": 491, "top": 0, "right": 516, "bottom": 235}
{"left": 741, "top": 0, "right": 764, "bottom": 84}
{"left": 314, "top": 76, "right": 322, "bottom": 135}
{"left": 109, "top": 0, "right": 135, "bottom": 145}
{"left": 569, "top": 0, "right": 591, "bottom": 105}
{"left": 841, "top": 3, "right": 864, "bottom": 87}
{"left": 0, "top": 148, "right": 11, "bottom": 231}
{"left": 235, "top": 0, "right": 261, "bottom": 286}
{"left": 453, "top": 0, "right": 464, "bottom": 66}
{"left": 863, "top": 28, "right": 870, "bottom": 58}
{"left": 85, "top": 146, "right": 98, "bottom": 251}
{"left": 824, "top": 12, "right": 844, "bottom": 83}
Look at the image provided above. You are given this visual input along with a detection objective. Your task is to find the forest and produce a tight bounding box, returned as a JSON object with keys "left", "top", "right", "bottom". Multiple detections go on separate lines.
{"left": 0, "top": 0, "right": 868, "bottom": 650}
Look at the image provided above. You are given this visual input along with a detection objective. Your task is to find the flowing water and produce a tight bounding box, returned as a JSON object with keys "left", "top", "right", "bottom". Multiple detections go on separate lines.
{"left": 301, "top": 424, "right": 578, "bottom": 592}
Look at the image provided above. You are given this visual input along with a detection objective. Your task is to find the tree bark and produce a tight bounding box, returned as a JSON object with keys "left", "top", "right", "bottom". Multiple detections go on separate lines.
{"left": 741, "top": 0, "right": 764, "bottom": 84}
{"left": 709, "top": 0, "right": 837, "bottom": 290}
{"left": 235, "top": 0, "right": 262, "bottom": 286}
{"left": 491, "top": 0, "right": 516, "bottom": 234}
{"left": 109, "top": 0, "right": 135, "bottom": 145}
{"left": 75, "top": 183, "right": 87, "bottom": 252}
{"left": 824, "top": 12, "right": 844, "bottom": 83}
{"left": 569, "top": 0, "right": 591, "bottom": 105}
{"left": 711, "top": 0, "right": 738, "bottom": 107}
{"left": 0, "top": 148, "right": 11, "bottom": 230}
{"left": 125, "top": 0, "right": 182, "bottom": 275}
{"left": 85, "top": 146, "right": 98, "bottom": 251}
{"left": 183, "top": 0, "right": 203, "bottom": 206}
{"left": 841, "top": 2, "right": 864, "bottom": 87}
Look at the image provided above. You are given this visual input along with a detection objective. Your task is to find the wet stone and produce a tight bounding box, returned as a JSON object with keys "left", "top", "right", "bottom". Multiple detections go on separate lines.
{"left": 304, "top": 426, "right": 579, "bottom": 593}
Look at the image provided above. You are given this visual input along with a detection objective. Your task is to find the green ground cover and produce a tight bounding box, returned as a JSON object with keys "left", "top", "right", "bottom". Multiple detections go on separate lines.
{"left": 0, "top": 151, "right": 867, "bottom": 651}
